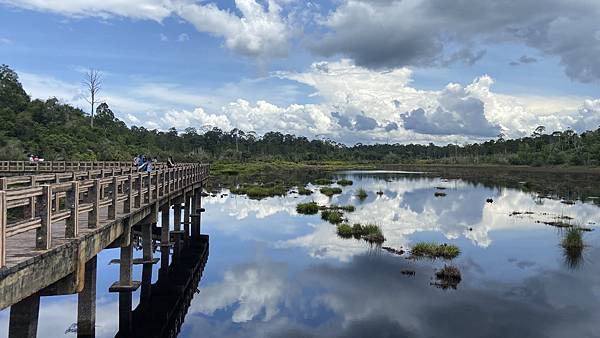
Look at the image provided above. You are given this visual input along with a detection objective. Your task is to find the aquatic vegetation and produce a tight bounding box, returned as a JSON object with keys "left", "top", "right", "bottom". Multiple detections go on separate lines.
{"left": 328, "top": 204, "right": 356, "bottom": 212}
{"left": 296, "top": 202, "right": 320, "bottom": 215}
{"left": 434, "top": 192, "right": 447, "bottom": 197}
{"left": 320, "top": 187, "right": 343, "bottom": 197}
{"left": 562, "top": 227, "right": 584, "bottom": 249}
{"left": 352, "top": 223, "right": 385, "bottom": 243}
{"left": 314, "top": 178, "right": 334, "bottom": 185}
{"left": 230, "top": 184, "right": 288, "bottom": 199}
{"left": 411, "top": 242, "right": 461, "bottom": 260}
{"left": 382, "top": 246, "right": 405, "bottom": 256}
{"left": 321, "top": 210, "right": 344, "bottom": 224}
{"left": 376, "top": 190, "right": 384, "bottom": 195}
{"left": 337, "top": 178, "right": 353, "bottom": 186}
{"left": 336, "top": 223, "right": 353, "bottom": 238}
{"left": 433, "top": 265, "right": 462, "bottom": 289}
{"left": 298, "top": 186, "right": 313, "bottom": 195}
{"left": 486, "top": 198, "right": 493, "bottom": 203}
{"left": 356, "top": 188, "right": 368, "bottom": 200}
{"left": 435, "top": 186, "right": 447, "bottom": 190}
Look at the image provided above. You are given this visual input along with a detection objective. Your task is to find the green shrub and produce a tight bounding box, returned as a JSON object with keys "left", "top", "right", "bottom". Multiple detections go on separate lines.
{"left": 296, "top": 201, "right": 320, "bottom": 215}
{"left": 321, "top": 210, "right": 344, "bottom": 224}
{"left": 314, "top": 178, "right": 333, "bottom": 185}
{"left": 337, "top": 223, "right": 353, "bottom": 238}
{"left": 320, "top": 187, "right": 343, "bottom": 197}
{"left": 298, "top": 186, "right": 313, "bottom": 195}
{"left": 562, "top": 228, "right": 584, "bottom": 249}
{"left": 337, "top": 179, "right": 353, "bottom": 186}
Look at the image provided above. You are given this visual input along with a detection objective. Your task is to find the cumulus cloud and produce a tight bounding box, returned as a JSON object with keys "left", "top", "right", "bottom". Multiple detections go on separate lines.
{"left": 315, "top": 0, "right": 600, "bottom": 82}
{"left": 401, "top": 80, "right": 501, "bottom": 137}
{"left": 2, "top": 0, "right": 294, "bottom": 59}
{"left": 174, "top": 0, "right": 292, "bottom": 58}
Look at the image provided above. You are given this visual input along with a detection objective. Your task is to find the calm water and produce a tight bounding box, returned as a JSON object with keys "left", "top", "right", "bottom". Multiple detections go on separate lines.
{"left": 2, "top": 170, "right": 600, "bottom": 337}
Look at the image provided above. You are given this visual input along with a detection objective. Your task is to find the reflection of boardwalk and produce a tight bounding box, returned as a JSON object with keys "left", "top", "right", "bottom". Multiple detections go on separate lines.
{"left": 116, "top": 235, "right": 209, "bottom": 338}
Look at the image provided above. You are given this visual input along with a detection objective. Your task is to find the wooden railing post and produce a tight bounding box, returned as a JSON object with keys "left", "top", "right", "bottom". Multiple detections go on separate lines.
{"left": 108, "top": 176, "right": 118, "bottom": 220}
{"left": 0, "top": 190, "right": 6, "bottom": 267}
{"left": 36, "top": 185, "right": 52, "bottom": 250}
{"left": 89, "top": 179, "right": 101, "bottom": 228}
{"left": 66, "top": 181, "right": 80, "bottom": 238}
{"left": 135, "top": 174, "right": 142, "bottom": 208}
{"left": 124, "top": 174, "right": 132, "bottom": 214}
{"left": 146, "top": 172, "right": 152, "bottom": 203}
{"left": 157, "top": 170, "right": 163, "bottom": 197}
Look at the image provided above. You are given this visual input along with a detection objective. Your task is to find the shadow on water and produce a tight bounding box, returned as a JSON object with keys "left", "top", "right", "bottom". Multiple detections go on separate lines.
{"left": 115, "top": 235, "right": 209, "bottom": 338}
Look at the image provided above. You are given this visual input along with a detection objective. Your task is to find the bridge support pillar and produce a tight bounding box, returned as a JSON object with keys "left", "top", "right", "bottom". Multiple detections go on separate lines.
{"left": 183, "top": 192, "right": 191, "bottom": 246}
{"left": 109, "top": 223, "right": 140, "bottom": 293}
{"left": 118, "top": 291, "right": 132, "bottom": 335}
{"left": 172, "top": 203, "right": 182, "bottom": 260}
{"left": 77, "top": 256, "right": 97, "bottom": 338}
{"left": 159, "top": 204, "right": 171, "bottom": 277}
{"left": 8, "top": 293, "right": 40, "bottom": 338}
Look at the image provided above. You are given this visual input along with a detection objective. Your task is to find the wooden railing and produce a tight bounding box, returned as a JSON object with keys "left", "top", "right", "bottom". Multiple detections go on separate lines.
{"left": 0, "top": 163, "right": 210, "bottom": 267}
{"left": 0, "top": 161, "right": 183, "bottom": 172}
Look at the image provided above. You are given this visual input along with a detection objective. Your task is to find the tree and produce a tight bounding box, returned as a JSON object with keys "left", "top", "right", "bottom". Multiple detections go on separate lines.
{"left": 83, "top": 69, "right": 102, "bottom": 128}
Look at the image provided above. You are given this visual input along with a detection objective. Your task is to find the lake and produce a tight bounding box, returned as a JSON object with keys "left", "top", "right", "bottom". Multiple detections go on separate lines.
{"left": 2, "top": 169, "right": 600, "bottom": 337}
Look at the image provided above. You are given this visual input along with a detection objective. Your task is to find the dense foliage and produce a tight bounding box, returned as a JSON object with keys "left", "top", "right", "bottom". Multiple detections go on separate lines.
{"left": 1, "top": 65, "right": 600, "bottom": 166}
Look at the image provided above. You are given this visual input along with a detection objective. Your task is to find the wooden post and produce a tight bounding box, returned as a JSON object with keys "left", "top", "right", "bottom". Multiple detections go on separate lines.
{"left": 135, "top": 173, "right": 142, "bottom": 208}
{"left": 35, "top": 185, "right": 52, "bottom": 250}
{"left": 146, "top": 172, "right": 152, "bottom": 203}
{"left": 89, "top": 179, "right": 101, "bottom": 228}
{"left": 65, "top": 181, "right": 79, "bottom": 238}
{"left": 0, "top": 191, "right": 6, "bottom": 267}
{"left": 108, "top": 176, "right": 118, "bottom": 220}
{"left": 124, "top": 174, "right": 133, "bottom": 214}
{"left": 183, "top": 192, "right": 190, "bottom": 244}
{"left": 25, "top": 176, "right": 36, "bottom": 220}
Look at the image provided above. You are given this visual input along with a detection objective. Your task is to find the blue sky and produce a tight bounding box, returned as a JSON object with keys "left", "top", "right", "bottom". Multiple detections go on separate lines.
{"left": 1, "top": 0, "right": 599, "bottom": 144}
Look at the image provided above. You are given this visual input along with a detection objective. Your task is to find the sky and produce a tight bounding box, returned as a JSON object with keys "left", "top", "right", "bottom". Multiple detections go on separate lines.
{"left": 1, "top": 0, "right": 599, "bottom": 145}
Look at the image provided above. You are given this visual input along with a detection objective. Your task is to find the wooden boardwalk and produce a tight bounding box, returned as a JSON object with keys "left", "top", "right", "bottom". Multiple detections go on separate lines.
{"left": 0, "top": 162, "right": 210, "bottom": 313}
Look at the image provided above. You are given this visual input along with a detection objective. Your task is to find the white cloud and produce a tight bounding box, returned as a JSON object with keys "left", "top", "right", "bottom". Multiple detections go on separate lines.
{"left": 191, "top": 261, "right": 288, "bottom": 323}
{"left": 175, "top": 0, "right": 291, "bottom": 58}
{"left": 0, "top": 0, "right": 174, "bottom": 21}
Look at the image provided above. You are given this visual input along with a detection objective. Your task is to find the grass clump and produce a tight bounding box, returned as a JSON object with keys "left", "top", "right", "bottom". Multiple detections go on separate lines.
{"left": 296, "top": 202, "right": 320, "bottom": 215}
{"left": 356, "top": 188, "right": 368, "bottom": 200}
{"left": 321, "top": 210, "right": 344, "bottom": 224}
{"left": 320, "top": 187, "right": 343, "bottom": 197}
{"left": 314, "top": 178, "right": 334, "bottom": 185}
{"left": 562, "top": 227, "right": 584, "bottom": 249}
{"left": 351, "top": 223, "right": 385, "bottom": 243}
{"left": 329, "top": 204, "right": 356, "bottom": 212}
{"left": 230, "top": 184, "right": 288, "bottom": 199}
{"left": 411, "top": 242, "right": 461, "bottom": 260}
{"left": 337, "top": 223, "right": 353, "bottom": 238}
{"left": 298, "top": 186, "right": 313, "bottom": 195}
{"left": 337, "top": 178, "right": 353, "bottom": 186}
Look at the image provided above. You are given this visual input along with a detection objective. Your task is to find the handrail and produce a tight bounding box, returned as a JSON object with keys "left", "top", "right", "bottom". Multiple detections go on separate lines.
{"left": 0, "top": 163, "right": 210, "bottom": 267}
{"left": 0, "top": 161, "right": 193, "bottom": 173}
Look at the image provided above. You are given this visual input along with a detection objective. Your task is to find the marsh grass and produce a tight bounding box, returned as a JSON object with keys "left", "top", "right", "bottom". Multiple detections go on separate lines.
{"left": 314, "top": 178, "right": 334, "bottom": 185}
{"left": 434, "top": 192, "right": 447, "bottom": 197}
{"left": 329, "top": 204, "right": 356, "bottom": 212}
{"left": 337, "top": 223, "right": 353, "bottom": 238}
{"left": 356, "top": 188, "right": 368, "bottom": 200}
{"left": 341, "top": 223, "right": 385, "bottom": 243}
{"left": 321, "top": 210, "right": 344, "bottom": 224}
{"left": 296, "top": 201, "right": 320, "bottom": 215}
{"left": 337, "top": 179, "right": 353, "bottom": 186}
{"left": 562, "top": 227, "right": 584, "bottom": 249}
{"left": 298, "top": 186, "right": 313, "bottom": 195}
{"left": 411, "top": 242, "right": 461, "bottom": 260}
{"left": 230, "top": 184, "right": 288, "bottom": 199}
{"left": 320, "top": 187, "right": 343, "bottom": 197}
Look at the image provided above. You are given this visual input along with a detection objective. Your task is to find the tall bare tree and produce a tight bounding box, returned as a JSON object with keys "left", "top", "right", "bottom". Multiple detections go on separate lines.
{"left": 83, "top": 69, "right": 102, "bottom": 128}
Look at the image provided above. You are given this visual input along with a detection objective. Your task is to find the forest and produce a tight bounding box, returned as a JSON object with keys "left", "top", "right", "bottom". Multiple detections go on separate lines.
{"left": 2, "top": 64, "right": 600, "bottom": 167}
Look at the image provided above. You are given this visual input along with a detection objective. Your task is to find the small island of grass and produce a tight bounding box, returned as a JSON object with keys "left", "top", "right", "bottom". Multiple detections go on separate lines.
{"left": 230, "top": 184, "right": 288, "bottom": 199}
{"left": 336, "top": 223, "right": 385, "bottom": 243}
{"left": 296, "top": 201, "right": 320, "bottom": 215}
{"left": 314, "top": 178, "right": 334, "bottom": 185}
{"left": 411, "top": 242, "right": 461, "bottom": 259}
{"left": 322, "top": 210, "right": 344, "bottom": 224}
{"left": 356, "top": 188, "right": 368, "bottom": 200}
{"left": 320, "top": 187, "right": 343, "bottom": 197}
{"left": 337, "top": 178, "right": 353, "bottom": 186}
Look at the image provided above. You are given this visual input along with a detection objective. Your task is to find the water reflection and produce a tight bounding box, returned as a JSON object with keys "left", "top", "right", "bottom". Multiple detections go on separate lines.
{"left": 2, "top": 170, "right": 600, "bottom": 337}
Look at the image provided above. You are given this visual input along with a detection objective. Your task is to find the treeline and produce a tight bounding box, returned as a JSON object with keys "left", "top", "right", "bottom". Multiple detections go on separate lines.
{"left": 1, "top": 65, "right": 600, "bottom": 166}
